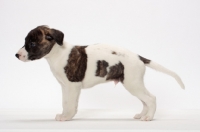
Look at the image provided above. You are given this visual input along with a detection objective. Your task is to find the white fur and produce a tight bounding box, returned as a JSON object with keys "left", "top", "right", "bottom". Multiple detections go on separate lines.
{"left": 146, "top": 61, "right": 185, "bottom": 89}
{"left": 17, "top": 47, "right": 30, "bottom": 62}
{"left": 41, "top": 42, "right": 184, "bottom": 121}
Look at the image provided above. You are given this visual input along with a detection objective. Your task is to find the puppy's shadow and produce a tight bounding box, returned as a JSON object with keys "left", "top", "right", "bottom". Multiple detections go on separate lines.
{"left": 73, "top": 118, "right": 137, "bottom": 122}
{"left": 10, "top": 118, "right": 140, "bottom": 123}
{"left": 7, "top": 119, "right": 55, "bottom": 123}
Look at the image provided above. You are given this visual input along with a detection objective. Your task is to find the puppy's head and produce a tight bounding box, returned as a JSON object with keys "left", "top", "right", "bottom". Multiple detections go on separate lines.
{"left": 15, "top": 26, "right": 64, "bottom": 62}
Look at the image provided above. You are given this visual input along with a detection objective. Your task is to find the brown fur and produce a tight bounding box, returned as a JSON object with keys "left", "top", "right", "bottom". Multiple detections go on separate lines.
{"left": 139, "top": 55, "right": 151, "bottom": 64}
{"left": 64, "top": 46, "right": 88, "bottom": 82}
{"left": 112, "top": 51, "right": 117, "bottom": 55}
{"left": 106, "top": 62, "right": 124, "bottom": 83}
{"left": 96, "top": 60, "right": 109, "bottom": 77}
{"left": 24, "top": 26, "right": 64, "bottom": 60}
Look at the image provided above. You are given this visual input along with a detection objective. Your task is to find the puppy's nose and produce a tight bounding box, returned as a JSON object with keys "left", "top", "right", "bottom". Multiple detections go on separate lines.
{"left": 15, "top": 54, "right": 20, "bottom": 59}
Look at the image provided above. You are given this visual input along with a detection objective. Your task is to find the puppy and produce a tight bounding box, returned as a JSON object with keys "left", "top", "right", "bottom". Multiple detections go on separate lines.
{"left": 16, "top": 25, "right": 185, "bottom": 121}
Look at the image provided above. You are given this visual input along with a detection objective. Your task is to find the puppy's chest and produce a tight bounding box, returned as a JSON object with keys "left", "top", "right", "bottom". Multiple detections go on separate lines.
{"left": 49, "top": 62, "right": 67, "bottom": 83}
{"left": 47, "top": 45, "right": 87, "bottom": 84}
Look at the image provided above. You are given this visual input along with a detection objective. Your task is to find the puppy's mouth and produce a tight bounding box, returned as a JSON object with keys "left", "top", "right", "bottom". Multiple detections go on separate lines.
{"left": 28, "top": 53, "right": 44, "bottom": 61}
{"left": 30, "top": 57, "right": 36, "bottom": 61}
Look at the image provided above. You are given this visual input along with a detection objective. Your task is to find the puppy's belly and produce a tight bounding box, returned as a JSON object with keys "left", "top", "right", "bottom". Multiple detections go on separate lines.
{"left": 82, "top": 77, "right": 108, "bottom": 89}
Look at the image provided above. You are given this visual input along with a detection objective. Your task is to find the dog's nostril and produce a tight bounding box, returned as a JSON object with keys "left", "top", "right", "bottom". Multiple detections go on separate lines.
{"left": 15, "top": 54, "right": 20, "bottom": 59}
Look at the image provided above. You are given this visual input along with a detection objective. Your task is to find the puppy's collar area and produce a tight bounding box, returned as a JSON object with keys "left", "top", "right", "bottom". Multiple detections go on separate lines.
{"left": 44, "top": 41, "right": 67, "bottom": 58}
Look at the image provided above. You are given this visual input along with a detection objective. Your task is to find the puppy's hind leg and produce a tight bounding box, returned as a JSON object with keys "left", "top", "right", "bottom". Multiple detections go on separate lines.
{"left": 136, "top": 89, "right": 156, "bottom": 121}
{"left": 134, "top": 100, "right": 148, "bottom": 119}
{"left": 123, "top": 81, "right": 156, "bottom": 121}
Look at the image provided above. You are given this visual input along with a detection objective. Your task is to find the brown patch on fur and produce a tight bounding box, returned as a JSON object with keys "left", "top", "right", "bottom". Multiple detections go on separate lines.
{"left": 64, "top": 46, "right": 88, "bottom": 82}
{"left": 24, "top": 26, "right": 64, "bottom": 60}
{"left": 96, "top": 60, "right": 109, "bottom": 77}
{"left": 37, "top": 26, "right": 64, "bottom": 45}
{"left": 112, "top": 51, "right": 117, "bottom": 55}
{"left": 106, "top": 62, "right": 124, "bottom": 83}
{"left": 139, "top": 55, "right": 151, "bottom": 64}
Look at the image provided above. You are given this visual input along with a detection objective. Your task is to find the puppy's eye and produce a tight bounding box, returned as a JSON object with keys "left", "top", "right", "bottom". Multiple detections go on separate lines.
{"left": 30, "top": 42, "right": 36, "bottom": 47}
{"left": 46, "top": 35, "right": 53, "bottom": 41}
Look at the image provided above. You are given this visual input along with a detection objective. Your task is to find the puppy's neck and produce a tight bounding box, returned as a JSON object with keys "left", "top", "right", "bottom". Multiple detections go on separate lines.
{"left": 45, "top": 41, "right": 65, "bottom": 57}
{"left": 44, "top": 41, "right": 71, "bottom": 62}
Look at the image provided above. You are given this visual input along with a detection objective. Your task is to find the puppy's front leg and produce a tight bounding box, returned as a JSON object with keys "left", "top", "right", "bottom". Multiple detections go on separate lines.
{"left": 55, "top": 83, "right": 81, "bottom": 121}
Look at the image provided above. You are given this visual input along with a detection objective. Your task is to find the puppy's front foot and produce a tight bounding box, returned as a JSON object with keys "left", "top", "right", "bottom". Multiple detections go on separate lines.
{"left": 140, "top": 115, "right": 153, "bottom": 121}
{"left": 55, "top": 114, "right": 73, "bottom": 121}
{"left": 134, "top": 114, "right": 142, "bottom": 119}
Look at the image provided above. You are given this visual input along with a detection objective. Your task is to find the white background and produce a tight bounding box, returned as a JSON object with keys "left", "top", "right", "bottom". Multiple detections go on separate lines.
{"left": 0, "top": 0, "right": 200, "bottom": 111}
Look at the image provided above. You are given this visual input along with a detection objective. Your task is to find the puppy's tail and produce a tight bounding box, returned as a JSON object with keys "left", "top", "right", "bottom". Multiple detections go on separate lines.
{"left": 139, "top": 55, "right": 185, "bottom": 89}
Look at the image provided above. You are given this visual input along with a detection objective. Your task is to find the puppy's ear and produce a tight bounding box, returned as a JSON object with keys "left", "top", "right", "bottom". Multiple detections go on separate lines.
{"left": 51, "top": 29, "right": 64, "bottom": 45}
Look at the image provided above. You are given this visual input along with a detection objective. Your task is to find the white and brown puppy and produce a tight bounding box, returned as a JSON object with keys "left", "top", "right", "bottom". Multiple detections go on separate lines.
{"left": 16, "top": 26, "right": 185, "bottom": 121}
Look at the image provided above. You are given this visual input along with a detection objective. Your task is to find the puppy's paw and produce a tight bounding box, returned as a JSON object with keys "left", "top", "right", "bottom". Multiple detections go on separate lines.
{"left": 55, "top": 114, "right": 73, "bottom": 121}
{"left": 140, "top": 115, "right": 153, "bottom": 121}
{"left": 134, "top": 114, "right": 142, "bottom": 119}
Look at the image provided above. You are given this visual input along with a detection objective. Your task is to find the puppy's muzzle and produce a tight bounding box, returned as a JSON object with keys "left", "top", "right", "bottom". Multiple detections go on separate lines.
{"left": 15, "top": 47, "right": 29, "bottom": 62}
